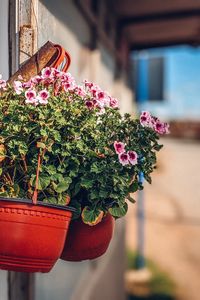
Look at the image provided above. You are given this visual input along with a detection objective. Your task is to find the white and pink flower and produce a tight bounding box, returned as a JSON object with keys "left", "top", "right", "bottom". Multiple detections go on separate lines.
{"left": 22, "top": 80, "right": 33, "bottom": 89}
{"left": 84, "top": 79, "right": 94, "bottom": 89}
{"left": 85, "top": 100, "right": 94, "bottom": 109}
{"left": 127, "top": 151, "right": 138, "bottom": 165}
{"left": 118, "top": 152, "right": 129, "bottom": 166}
{"left": 41, "top": 67, "right": 53, "bottom": 79}
{"left": 30, "top": 75, "right": 43, "bottom": 85}
{"left": 25, "top": 90, "right": 38, "bottom": 105}
{"left": 154, "top": 120, "right": 170, "bottom": 135}
{"left": 114, "top": 141, "right": 126, "bottom": 154}
{"left": 140, "top": 111, "right": 152, "bottom": 127}
{"left": 74, "top": 86, "right": 86, "bottom": 97}
{"left": 37, "top": 89, "right": 49, "bottom": 105}
{"left": 0, "top": 75, "right": 6, "bottom": 90}
{"left": 13, "top": 81, "right": 23, "bottom": 95}
{"left": 109, "top": 97, "right": 118, "bottom": 108}
{"left": 140, "top": 111, "right": 169, "bottom": 135}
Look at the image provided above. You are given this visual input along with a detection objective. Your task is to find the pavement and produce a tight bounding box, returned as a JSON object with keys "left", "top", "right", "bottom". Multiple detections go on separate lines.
{"left": 126, "top": 138, "right": 200, "bottom": 300}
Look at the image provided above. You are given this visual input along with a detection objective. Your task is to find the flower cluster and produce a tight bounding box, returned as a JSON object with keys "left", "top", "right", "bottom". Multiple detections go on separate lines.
{"left": 140, "top": 111, "right": 169, "bottom": 135}
{"left": 84, "top": 80, "right": 118, "bottom": 112}
{"left": 114, "top": 141, "right": 138, "bottom": 166}
{"left": 9, "top": 67, "right": 118, "bottom": 114}
{"left": 0, "top": 69, "right": 169, "bottom": 225}
{"left": 25, "top": 89, "right": 49, "bottom": 105}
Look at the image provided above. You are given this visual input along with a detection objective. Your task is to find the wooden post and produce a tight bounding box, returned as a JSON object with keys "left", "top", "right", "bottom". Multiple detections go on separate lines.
{"left": 7, "top": 1, "right": 38, "bottom": 299}
{"left": 8, "top": 272, "right": 35, "bottom": 300}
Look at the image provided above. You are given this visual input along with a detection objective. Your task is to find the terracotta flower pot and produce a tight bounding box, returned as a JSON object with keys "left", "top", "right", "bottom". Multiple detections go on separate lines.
{"left": 0, "top": 197, "right": 74, "bottom": 273}
{"left": 61, "top": 213, "right": 115, "bottom": 261}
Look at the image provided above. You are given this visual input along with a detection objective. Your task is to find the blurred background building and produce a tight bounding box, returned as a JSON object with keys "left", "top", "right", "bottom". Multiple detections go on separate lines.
{"left": 0, "top": 0, "right": 200, "bottom": 299}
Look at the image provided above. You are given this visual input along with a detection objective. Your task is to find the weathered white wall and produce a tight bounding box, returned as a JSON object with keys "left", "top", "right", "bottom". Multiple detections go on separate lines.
{"left": 38, "top": 0, "right": 91, "bottom": 81}
{"left": 37, "top": 0, "right": 135, "bottom": 113}
{"left": 0, "top": 0, "right": 9, "bottom": 79}
{"left": 35, "top": 260, "right": 89, "bottom": 300}
{"left": 0, "top": 270, "right": 8, "bottom": 300}
{"left": 0, "top": 2, "right": 10, "bottom": 298}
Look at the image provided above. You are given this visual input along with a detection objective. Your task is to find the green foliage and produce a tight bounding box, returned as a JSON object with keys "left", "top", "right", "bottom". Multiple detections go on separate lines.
{"left": 0, "top": 71, "right": 164, "bottom": 223}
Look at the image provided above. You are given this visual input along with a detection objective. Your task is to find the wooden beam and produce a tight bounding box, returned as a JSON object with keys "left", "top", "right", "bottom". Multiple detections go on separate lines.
{"left": 8, "top": 272, "right": 34, "bottom": 300}
{"left": 115, "top": 0, "right": 200, "bottom": 19}
{"left": 124, "top": 16, "right": 200, "bottom": 49}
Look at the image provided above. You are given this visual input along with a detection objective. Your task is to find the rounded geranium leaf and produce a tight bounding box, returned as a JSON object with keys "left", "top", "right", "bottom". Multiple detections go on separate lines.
{"left": 81, "top": 207, "right": 104, "bottom": 226}
{"left": 109, "top": 202, "right": 128, "bottom": 218}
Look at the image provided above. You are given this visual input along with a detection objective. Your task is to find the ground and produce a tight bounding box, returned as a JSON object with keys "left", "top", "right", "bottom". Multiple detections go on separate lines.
{"left": 126, "top": 138, "right": 200, "bottom": 300}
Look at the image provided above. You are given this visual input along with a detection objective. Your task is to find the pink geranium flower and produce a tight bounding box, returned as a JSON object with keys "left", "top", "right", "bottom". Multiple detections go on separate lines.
{"left": 0, "top": 75, "right": 6, "bottom": 90}
{"left": 127, "top": 151, "right": 138, "bottom": 165}
{"left": 74, "top": 86, "right": 86, "bottom": 97}
{"left": 118, "top": 153, "right": 129, "bottom": 166}
{"left": 41, "top": 67, "right": 53, "bottom": 78}
{"left": 30, "top": 75, "right": 43, "bottom": 85}
{"left": 109, "top": 97, "right": 118, "bottom": 108}
{"left": 13, "top": 81, "right": 23, "bottom": 95}
{"left": 37, "top": 89, "right": 49, "bottom": 105}
{"left": 22, "top": 80, "right": 33, "bottom": 89}
{"left": 84, "top": 79, "right": 94, "bottom": 89}
{"left": 154, "top": 120, "right": 170, "bottom": 135}
{"left": 85, "top": 100, "right": 94, "bottom": 109}
{"left": 114, "top": 141, "right": 126, "bottom": 154}
{"left": 140, "top": 111, "right": 151, "bottom": 127}
{"left": 97, "top": 91, "right": 106, "bottom": 100}
{"left": 25, "top": 90, "right": 38, "bottom": 105}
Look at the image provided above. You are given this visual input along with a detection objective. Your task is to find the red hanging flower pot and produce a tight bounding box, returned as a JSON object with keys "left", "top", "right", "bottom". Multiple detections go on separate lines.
{"left": 0, "top": 197, "right": 74, "bottom": 273}
{"left": 61, "top": 213, "right": 115, "bottom": 261}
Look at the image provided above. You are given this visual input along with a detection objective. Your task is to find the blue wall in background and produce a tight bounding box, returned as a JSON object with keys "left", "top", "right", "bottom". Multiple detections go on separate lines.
{"left": 133, "top": 46, "right": 200, "bottom": 120}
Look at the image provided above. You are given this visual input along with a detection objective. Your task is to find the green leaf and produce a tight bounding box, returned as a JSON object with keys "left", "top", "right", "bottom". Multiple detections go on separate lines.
{"left": 154, "top": 144, "right": 163, "bottom": 151}
{"left": 30, "top": 175, "right": 50, "bottom": 190}
{"left": 74, "top": 182, "right": 81, "bottom": 196}
{"left": 46, "top": 165, "right": 57, "bottom": 175}
{"left": 128, "top": 182, "right": 138, "bottom": 193}
{"left": 90, "top": 163, "right": 101, "bottom": 174}
{"left": 13, "top": 184, "right": 20, "bottom": 196}
{"left": 127, "top": 194, "right": 136, "bottom": 204}
{"left": 54, "top": 178, "right": 72, "bottom": 193}
{"left": 51, "top": 173, "right": 64, "bottom": 182}
{"left": 0, "top": 191, "right": 8, "bottom": 197}
{"left": 144, "top": 174, "right": 152, "bottom": 184}
{"left": 70, "top": 201, "right": 81, "bottom": 220}
{"left": 44, "top": 197, "right": 57, "bottom": 204}
{"left": 81, "top": 206, "right": 104, "bottom": 225}
{"left": 81, "top": 178, "right": 94, "bottom": 189}
{"left": 109, "top": 202, "right": 128, "bottom": 217}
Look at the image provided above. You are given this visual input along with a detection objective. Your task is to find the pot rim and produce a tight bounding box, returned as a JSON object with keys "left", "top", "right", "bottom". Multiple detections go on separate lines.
{"left": 0, "top": 196, "right": 76, "bottom": 212}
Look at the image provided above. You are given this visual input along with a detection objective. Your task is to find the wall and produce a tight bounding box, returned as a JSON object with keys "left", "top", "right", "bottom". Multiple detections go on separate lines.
{"left": 38, "top": 0, "right": 91, "bottom": 81}
{"left": 0, "top": 271, "right": 8, "bottom": 300}
{"left": 0, "top": 0, "right": 9, "bottom": 79}
{"left": 38, "top": 0, "right": 135, "bottom": 113}
{"left": 0, "top": 1, "right": 9, "bottom": 295}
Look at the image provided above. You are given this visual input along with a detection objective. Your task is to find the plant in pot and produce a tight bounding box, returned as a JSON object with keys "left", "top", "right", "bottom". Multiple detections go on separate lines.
{"left": 0, "top": 71, "right": 78, "bottom": 272}
{"left": 58, "top": 79, "right": 169, "bottom": 261}
{"left": 0, "top": 69, "right": 169, "bottom": 266}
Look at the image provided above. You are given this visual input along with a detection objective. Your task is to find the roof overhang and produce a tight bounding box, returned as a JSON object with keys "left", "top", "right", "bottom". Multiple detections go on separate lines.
{"left": 115, "top": 0, "right": 200, "bottom": 49}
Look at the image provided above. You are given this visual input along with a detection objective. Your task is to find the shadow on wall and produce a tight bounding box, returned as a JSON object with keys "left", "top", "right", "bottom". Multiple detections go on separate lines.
{"left": 40, "top": 0, "right": 89, "bottom": 46}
